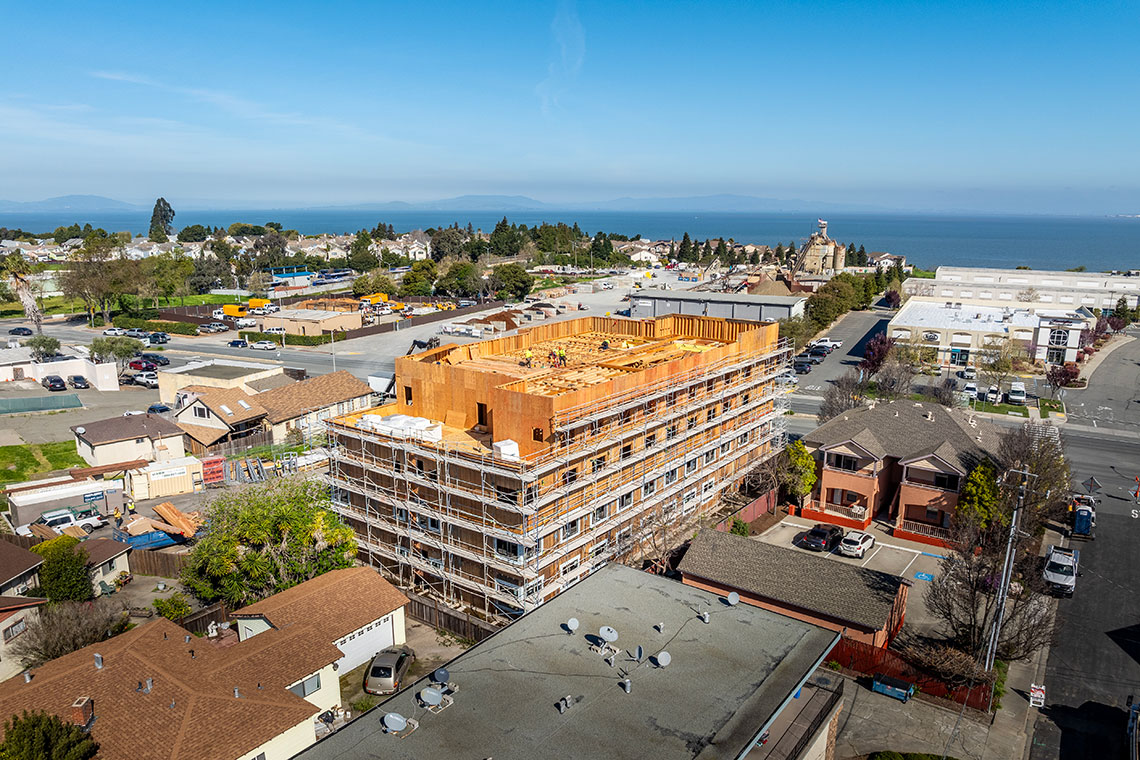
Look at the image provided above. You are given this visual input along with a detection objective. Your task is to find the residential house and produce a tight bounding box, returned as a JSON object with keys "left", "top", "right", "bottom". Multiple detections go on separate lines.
{"left": 800, "top": 401, "right": 1001, "bottom": 546}
{"left": 174, "top": 386, "right": 269, "bottom": 453}
{"left": 678, "top": 530, "right": 909, "bottom": 648}
{"left": 0, "top": 596, "right": 48, "bottom": 681}
{"left": 83, "top": 539, "right": 132, "bottom": 597}
{"left": 0, "top": 542, "right": 42, "bottom": 597}
{"left": 70, "top": 414, "right": 187, "bottom": 468}
{"left": 295, "top": 563, "right": 844, "bottom": 760}
{"left": 232, "top": 566, "right": 408, "bottom": 673}
{"left": 158, "top": 359, "right": 298, "bottom": 405}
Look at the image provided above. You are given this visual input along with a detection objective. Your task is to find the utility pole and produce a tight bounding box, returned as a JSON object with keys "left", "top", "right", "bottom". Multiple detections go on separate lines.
{"left": 983, "top": 466, "right": 1036, "bottom": 672}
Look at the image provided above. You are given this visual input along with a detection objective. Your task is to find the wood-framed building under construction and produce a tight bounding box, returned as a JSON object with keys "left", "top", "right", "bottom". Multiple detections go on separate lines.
{"left": 326, "top": 315, "right": 790, "bottom": 621}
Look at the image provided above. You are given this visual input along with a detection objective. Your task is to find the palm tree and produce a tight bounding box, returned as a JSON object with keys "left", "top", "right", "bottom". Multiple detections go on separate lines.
{"left": 0, "top": 252, "right": 42, "bottom": 334}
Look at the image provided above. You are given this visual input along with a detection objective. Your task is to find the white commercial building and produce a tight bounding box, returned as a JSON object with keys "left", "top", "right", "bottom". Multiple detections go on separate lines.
{"left": 904, "top": 266, "right": 1140, "bottom": 313}
{"left": 888, "top": 298, "right": 1093, "bottom": 367}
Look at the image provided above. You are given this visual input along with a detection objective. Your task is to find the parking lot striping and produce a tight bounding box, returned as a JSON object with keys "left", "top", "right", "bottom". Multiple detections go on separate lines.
{"left": 860, "top": 546, "right": 883, "bottom": 567}
{"left": 899, "top": 553, "right": 920, "bottom": 578}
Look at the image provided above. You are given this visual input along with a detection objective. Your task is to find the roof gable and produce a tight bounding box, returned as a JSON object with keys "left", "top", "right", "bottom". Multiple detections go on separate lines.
{"left": 255, "top": 371, "right": 372, "bottom": 424}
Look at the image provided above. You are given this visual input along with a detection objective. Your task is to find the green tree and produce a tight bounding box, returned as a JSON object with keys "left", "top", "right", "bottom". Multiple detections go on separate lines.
{"left": 435, "top": 262, "right": 483, "bottom": 297}
{"left": 0, "top": 711, "right": 99, "bottom": 760}
{"left": 782, "top": 440, "right": 817, "bottom": 509}
{"left": 25, "top": 335, "right": 60, "bottom": 362}
{"left": 778, "top": 316, "right": 817, "bottom": 351}
{"left": 398, "top": 260, "right": 438, "bottom": 297}
{"left": 729, "top": 518, "right": 749, "bottom": 537}
{"left": 348, "top": 231, "right": 377, "bottom": 271}
{"left": 430, "top": 227, "right": 465, "bottom": 261}
{"left": 176, "top": 224, "right": 210, "bottom": 243}
{"left": 1115, "top": 295, "right": 1133, "bottom": 323}
{"left": 148, "top": 198, "right": 175, "bottom": 242}
{"left": 957, "top": 461, "right": 1001, "bottom": 528}
{"left": 153, "top": 592, "right": 192, "bottom": 621}
{"left": 32, "top": 536, "right": 92, "bottom": 603}
{"left": 488, "top": 217, "right": 522, "bottom": 258}
{"left": 677, "top": 232, "right": 694, "bottom": 263}
{"left": 181, "top": 479, "right": 357, "bottom": 606}
{"left": 489, "top": 262, "right": 534, "bottom": 300}
{"left": 187, "top": 254, "right": 235, "bottom": 293}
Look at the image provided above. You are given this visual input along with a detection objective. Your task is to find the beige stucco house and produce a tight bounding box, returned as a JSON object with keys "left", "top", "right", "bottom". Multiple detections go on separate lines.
{"left": 71, "top": 414, "right": 186, "bottom": 467}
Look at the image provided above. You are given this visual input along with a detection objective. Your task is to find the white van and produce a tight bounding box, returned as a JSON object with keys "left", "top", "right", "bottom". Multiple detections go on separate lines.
{"left": 1007, "top": 382, "right": 1027, "bottom": 405}
{"left": 211, "top": 308, "right": 226, "bottom": 320}
{"left": 235, "top": 318, "right": 257, "bottom": 329}
{"left": 263, "top": 326, "right": 287, "bottom": 335}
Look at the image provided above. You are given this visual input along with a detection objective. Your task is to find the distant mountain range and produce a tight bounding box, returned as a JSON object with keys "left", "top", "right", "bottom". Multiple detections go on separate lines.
{"left": 0, "top": 195, "right": 146, "bottom": 213}
{"left": 0, "top": 193, "right": 891, "bottom": 214}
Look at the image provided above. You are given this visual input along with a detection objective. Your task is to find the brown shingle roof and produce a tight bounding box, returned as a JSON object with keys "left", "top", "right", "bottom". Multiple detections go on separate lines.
{"left": 0, "top": 541, "right": 43, "bottom": 586}
{"left": 247, "top": 374, "right": 298, "bottom": 392}
{"left": 70, "top": 414, "right": 184, "bottom": 446}
{"left": 255, "top": 371, "right": 372, "bottom": 425}
{"left": 233, "top": 567, "right": 407, "bottom": 640}
{"left": 175, "top": 423, "right": 231, "bottom": 447}
{"left": 186, "top": 388, "right": 267, "bottom": 425}
{"left": 82, "top": 538, "right": 130, "bottom": 568}
{"left": 0, "top": 615, "right": 340, "bottom": 760}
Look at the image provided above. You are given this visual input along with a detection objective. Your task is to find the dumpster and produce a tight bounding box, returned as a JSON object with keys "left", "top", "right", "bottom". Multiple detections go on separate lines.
{"left": 872, "top": 673, "right": 915, "bottom": 703}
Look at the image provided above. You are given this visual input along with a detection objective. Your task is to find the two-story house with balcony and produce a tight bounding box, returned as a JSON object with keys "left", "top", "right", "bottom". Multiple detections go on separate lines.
{"left": 800, "top": 401, "right": 1001, "bottom": 547}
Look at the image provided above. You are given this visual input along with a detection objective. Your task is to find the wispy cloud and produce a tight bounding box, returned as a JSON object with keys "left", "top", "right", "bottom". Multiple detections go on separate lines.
{"left": 536, "top": 0, "right": 586, "bottom": 114}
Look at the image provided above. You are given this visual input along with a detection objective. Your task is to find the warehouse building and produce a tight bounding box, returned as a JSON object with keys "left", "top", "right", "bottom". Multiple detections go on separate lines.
{"left": 903, "top": 265, "right": 1140, "bottom": 312}
{"left": 326, "top": 315, "right": 790, "bottom": 620}
{"left": 630, "top": 290, "right": 807, "bottom": 321}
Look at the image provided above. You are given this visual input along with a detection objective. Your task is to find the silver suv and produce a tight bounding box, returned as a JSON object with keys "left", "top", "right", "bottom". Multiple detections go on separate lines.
{"left": 1042, "top": 545, "right": 1079, "bottom": 596}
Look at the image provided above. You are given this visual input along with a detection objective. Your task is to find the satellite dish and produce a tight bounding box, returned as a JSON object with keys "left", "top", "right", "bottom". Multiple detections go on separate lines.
{"left": 420, "top": 687, "right": 443, "bottom": 707}
{"left": 727, "top": 591, "right": 740, "bottom": 606}
{"left": 634, "top": 645, "right": 644, "bottom": 662}
{"left": 431, "top": 667, "right": 450, "bottom": 683}
{"left": 382, "top": 712, "right": 407, "bottom": 732}
{"left": 599, "top": 625, "right": 619, "bottom": 643}
{"left": 566, "top": 617, "right": 579, "bottom": 633}
{"left": 75, "top": 427, "right": 85, "bottom": 435}
{"left": 656, "top": 651, "right": 672, "bottom": 668}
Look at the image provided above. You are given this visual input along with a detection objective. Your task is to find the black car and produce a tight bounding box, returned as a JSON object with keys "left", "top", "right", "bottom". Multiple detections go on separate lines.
{"left": 228, "top": 339, "right": 249, "bottom": 348}
{"left": 808, "top": 345, "right": 831, "bottom": 358}
{"left": 7, "top": 327, "right": 32, "bottom": 336}
{"left": 801, "top": 524, "right": 844, "bottom": 552}
{"left": 147, "top": 403, "right": 172, "bottom": 414}
{"left": 139, "top": 352, "right": 170, "bottom": 366}
{"left": 149, "top": 332, "right": 169, "bottom": 344}
{"left": 68, "top": 375, "right": 89, "bottom": 389}
{"left": 41, "top": 375, "right": 66, "bottom": 392}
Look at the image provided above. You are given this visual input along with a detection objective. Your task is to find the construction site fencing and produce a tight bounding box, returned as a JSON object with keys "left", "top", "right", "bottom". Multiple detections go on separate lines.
{"left": 828, "top": 637, "right": 993, "bottom": 712}
{"left": 130, "top": 550, "right": 189, "bottom": 578}
{"left": 403, "top": 589, "right": 498, "bottom": 643}
{"left": 0, "top": 394, "right": 83, "bottom": 415}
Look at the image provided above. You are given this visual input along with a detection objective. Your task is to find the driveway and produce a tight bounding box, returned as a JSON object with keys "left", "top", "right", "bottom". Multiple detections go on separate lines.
{"left": 791, "top": 307, "right": 890, "bottom": 398}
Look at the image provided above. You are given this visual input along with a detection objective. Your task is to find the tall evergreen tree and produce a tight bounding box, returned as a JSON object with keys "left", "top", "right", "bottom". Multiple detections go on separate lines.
{"left": 677, "top": 232, "right": 693, "bottom": 262}
{"left": 148, "top": 197, "right": 175, "bottom": 242}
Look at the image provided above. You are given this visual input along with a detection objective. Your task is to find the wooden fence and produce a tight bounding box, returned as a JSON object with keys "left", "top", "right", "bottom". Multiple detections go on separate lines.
{"left": 0, "top": 534, "right": 42, "bottom": 551}
{"left": 130, "top": 550, "right": 189, "bottom": 579}
{"left": 403, "top": 589, "right": 499, "bottom": 643}
{"left": 178, "top": 602, "right": 230, "bottom": 635}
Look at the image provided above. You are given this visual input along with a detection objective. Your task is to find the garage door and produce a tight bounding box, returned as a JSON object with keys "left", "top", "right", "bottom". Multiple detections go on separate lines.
{"left": 335, "top": 615, "right": 395, "bottom": 673}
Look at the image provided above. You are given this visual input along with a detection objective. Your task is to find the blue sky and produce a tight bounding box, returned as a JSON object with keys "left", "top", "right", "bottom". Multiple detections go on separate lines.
{"left": 3, "top": 0, "right": 1138, "bottom": 213}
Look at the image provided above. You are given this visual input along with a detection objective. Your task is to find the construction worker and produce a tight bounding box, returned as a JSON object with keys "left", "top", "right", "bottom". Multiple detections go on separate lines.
{"left": 522, "top": 349, "right": 533, "bottom": 368}
{"left": 127, "top": 500, "right": 137, "bottom": 516}
{"left": 600, "top": 339, "right": 610, "bottom": 350}
{"left": 113, "top": 506, "right": 122, "bottom": 527}
{"left": 558, "top": 348, "right": 567, "bottom": 367}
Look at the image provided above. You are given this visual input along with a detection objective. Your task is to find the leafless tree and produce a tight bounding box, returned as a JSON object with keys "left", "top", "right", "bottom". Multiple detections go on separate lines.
{"left": 819, "top": 371, "right": 868, "bottom": 423}
{"left": 922, "top": 377, "right": 960, "bottom": 408}
{"left": 876, "top": 358, "right": 916, "bottom": 400}
{"left": 11, "top": 598, "right": 129, "bottom": 669}
{"left": 997, "top": 422, "right": 1071, "bottom": 530}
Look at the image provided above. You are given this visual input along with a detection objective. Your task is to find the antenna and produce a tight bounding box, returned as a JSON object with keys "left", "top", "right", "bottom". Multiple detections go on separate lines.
{"left": 655, "top": 651, "right": 672, "bottom": 668}
{"left": 726, "top": 591, "right": 740, "bottom": 606}
{"left": 431, "top": 667, "right": 450, "bottom": 684}
{"left": 565, "top": 617, "right": 579, "bottom": 635}
{"left": 420, "top": 688, "right": 443, "bottom": 707}
{"left": 382, "top": 712, "right": 408, "bottom": 733}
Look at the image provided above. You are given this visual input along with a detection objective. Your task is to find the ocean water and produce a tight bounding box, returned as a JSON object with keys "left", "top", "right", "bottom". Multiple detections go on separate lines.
{"left": 2, "top": 210, "right": 1137, "bottom": 271}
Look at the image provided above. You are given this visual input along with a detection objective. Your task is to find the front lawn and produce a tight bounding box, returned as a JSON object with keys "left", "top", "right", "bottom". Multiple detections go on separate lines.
{"left": 973, "top": 401, "right": 1030, "bottom": 418}
{"left": 1038, "top": 398, "right": 1065, "bottom": 418}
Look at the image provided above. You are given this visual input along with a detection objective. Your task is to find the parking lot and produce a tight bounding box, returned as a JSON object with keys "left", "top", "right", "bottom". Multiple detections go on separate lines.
{"left": 791, "top": 307, "right": 890, "bottom": 396}
{"left": 755, "top": 517, "right": 946, "bottom": 633}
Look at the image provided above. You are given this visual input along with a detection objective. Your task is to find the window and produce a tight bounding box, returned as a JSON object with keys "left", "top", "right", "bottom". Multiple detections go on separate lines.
{"left": 720, "top": 441, "right": 731, "bottom": 455}
{"left": 828, "top": 453, "right": 859, "bottom": 472}
{"left": 742, "top": 392, "right": 750, "bottom": 406}
{"left": 533, "top": 428, "right": 544, "bottom": 442}
{"left": 664, "top": 469, "right": 677, "bottom": 486}
{"left": 702, "top": 480, "right": 717, "bottom": 496}
{"left": 645, "top": 431, "right": 657, "bottom": 447}
{"left": 589, "top": 540, "right": 608, "bottom": 560}
{"left": 403, "top": 386, "right": 413, "bottom": 405}
{"left": 723, "top": 397, "right": 733, "bottom": 411}
{"left": 193, "top": 405, "right": 209, "bottom": 419}
{"left": 592, "top": 456, "right": 606, "bottom": 474}
{"left": 1048, "top": 328, "right": 1068, "bottom": 347}
{"left": 925, "top": 506, "right": 941, "bottom": 523}
{"left": 932, "top": 473, "right": 960, "bottom": 491}
{"left": 707, "top": 407, "right": 717, "bottom": 423}
{"left": 592, "top": 503, "right": 609, "bottom": 525}
{"left": 686, "top": 458, "right": 698, "bottom": 475}
{"left": 703, "top": 450, "right": 715, "bottom": 465}
{"left": 621, "top": 444, "right": 632, "bottom": 460}
{"left": 666, "top": 392, "right": 677, "bottom": 407}
{"left": 561, "top": 557, "right": 580, "bottom": 577}
{"left": 3, "top": 618, "right": 25, "bottom": 642}
{"left": 618, "top": 492, "right": 633, "bottom": 510}
{"left": 737, "top": 432, "right": 749, "bottom": 447}
{"left": 289, "top": 673, "right": 321, "bottom": 698}
{"left": 643, "top": 479, "right": 657, "bottom": 498}
{"left": 394, "top": 507, "right": 408, "bottom": 523}
{"left": 1046, "top": 347, "right": 1066, "bottom": 364}
{"left": 562, "top": 518, "right": 580, "bottom": 540}
{"left": 666, "top": 425, "right": 677, "bottom": 440}
{"left": 563, "top": 469, "right": 578, "bottom": 486}
{"left": 687, "top": 416, "right": 697, "bottom": 430}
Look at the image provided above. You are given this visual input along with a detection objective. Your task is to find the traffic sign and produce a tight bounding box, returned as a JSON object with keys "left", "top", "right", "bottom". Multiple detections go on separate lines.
{"left": 1082, "top": 476, "right": 1102, "bottom": 494}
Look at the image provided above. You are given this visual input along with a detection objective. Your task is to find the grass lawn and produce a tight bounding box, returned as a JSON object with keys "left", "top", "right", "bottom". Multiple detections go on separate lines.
{"left": 0, "top": 441, "right": 83, "bottom": 485}
{"left": 973, "top": 400, "right": 1030, "bottom": 417}
{"left": 1038, "top": 398, "right": 1065, "bottom": 418}
{"left": 0, "top": 293, "right": 252, "bottom": 319}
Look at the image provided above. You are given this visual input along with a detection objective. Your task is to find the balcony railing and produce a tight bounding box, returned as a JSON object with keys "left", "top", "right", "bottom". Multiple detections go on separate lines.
{"left": 823, "top": 502, "right": 868, "bottom": 520}
{"left": 823, "top": 464, "right": 876, "bottom": 478}
{"left": 899, "top": 519, "right": 952, "bottom": 540}
{"left": 903, "top": 478, "right": 959, "bottom": 493}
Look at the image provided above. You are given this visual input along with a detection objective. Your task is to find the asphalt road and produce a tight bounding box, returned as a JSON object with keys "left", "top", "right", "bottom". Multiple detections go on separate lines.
{"left": 1062, "top": 330, "right": 1140, "bottom": 433}
{"left": 791, "top": 307, "right": 890, "bottom": 397}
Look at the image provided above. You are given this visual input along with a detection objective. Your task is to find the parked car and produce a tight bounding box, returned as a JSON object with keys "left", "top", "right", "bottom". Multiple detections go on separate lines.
{"left": 1007, "top": 381, "right": 1027, "bottom": 406}
{"left": 248, "top": 307, "right": 267, "bottom": 316}
{"left": 958, "top": 366, "right": 977, "bottom": 380}
{"left": 205, "top": 322, "right": 229, "bottom": 333}
{"left": 964, "top": 382, "right": 979, "bottom": 399}
{"left": 147, "top": 403, "right": 172, "bottom": 414}
{"left": 228, "top": 339, "right": 249, "bottom": 348}
{"left": 211, "top": 308, "right": 226, "bottom": 320}
{"left": 133, "top": 371, "right": 159, "bottom": 388}
{"left": 40, "top": 375, "right": 66, "bottom": 391}
{"left": 122, "top": 410, "right": 145, "bottom": 416}
{"left": 68, "top": 375, "right": 89, "bottom": 389}
{"left": 793, "top": 361, "right": 814, "bottom": 375}
{"left": 808, "top": 346, "right": 831, "bottom": 359}
{"left": 776, "top": 371, "right": 799, "bottom": 385}
{"left": 102, "top": 327, "right": 126, "bottom": 336}
{"left": 1042, "top": 545, "right": 1079, "bottom": 596}
{"left": 985, "top": 385, "right": 1001, "bottom": 403}
{"left": 795, "top": 352, "right": 824, "bottom": 366}
{"left": 16, "top": 507, "right": 108, "bottom": 537}
{"left": 235, "top": 318, "right": 258, "bottom": 329}
{"left": 7, "top": 327, "right": 31, "bottom": 336}
{"left": 363, "top": 645, "right": 416, "bottom": 695}
{"left": 128, "top": 359, "right": 157, "bottom": 372}
{"left": 263, "top": 326, "right": 287, "bottom": 335}
{"left": 124, "top": 328, "right": 151, "bottom": 339}
{"left": 251, "top": 340, "right": 278, "bottom": 350}
{"left": 263, "top": 304, "right": 280, "bottom": 313}
{"left": 814, "top": 337, "right": 844, "bottom": 349}
{"left": 149, "top": 332, "right": 169, "bottom": 344}
{"left": 838, "top": 531, "right": 876, "bottom": 558}
{"left": 801, "top": 524, "right": 844, "bottom": 552}
{"left": 136, "top": 352, "right": 170, "bottom": 366}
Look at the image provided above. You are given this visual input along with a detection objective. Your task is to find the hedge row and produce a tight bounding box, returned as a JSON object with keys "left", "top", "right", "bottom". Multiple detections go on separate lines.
{"left": 111, "top": 316, "right": 200, "bottom": 336}
{"left": 238, "top": 330, "right": 331, "bottom": 346}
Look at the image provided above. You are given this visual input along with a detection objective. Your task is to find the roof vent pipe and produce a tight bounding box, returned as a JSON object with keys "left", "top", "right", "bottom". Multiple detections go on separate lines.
{"left": 22, "top": 672, "right": 31, "bottom": 683}
{"left": 94, "top": 654, "right": 103, "bottom": 670}
{"left": 234, "top": 687, "right": 241, "bottom": 699}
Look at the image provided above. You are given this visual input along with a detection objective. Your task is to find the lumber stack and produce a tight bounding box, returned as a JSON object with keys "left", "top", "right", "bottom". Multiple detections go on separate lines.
{"left": 153, "top": 502, "right": 203, "bottom": 537}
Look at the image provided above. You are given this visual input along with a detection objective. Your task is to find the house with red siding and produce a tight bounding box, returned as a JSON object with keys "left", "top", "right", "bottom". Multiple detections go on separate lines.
{"left": 800, "top": 402, "right": 1001, "bottom": 547}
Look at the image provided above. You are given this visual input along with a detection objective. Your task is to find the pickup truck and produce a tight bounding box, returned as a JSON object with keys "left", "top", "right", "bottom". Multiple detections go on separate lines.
{"left": 16, "top": 507, "right": 108, "bottom": 537}
{"left": 812, "top": 337, "right": 844, "bottom": 350}
{"left": 1042, "top": 545, "right": 1079, "bottom": 596}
